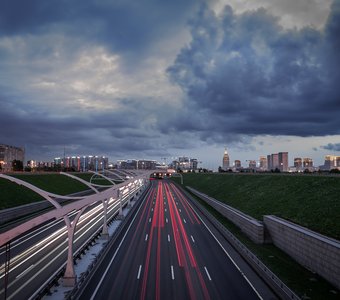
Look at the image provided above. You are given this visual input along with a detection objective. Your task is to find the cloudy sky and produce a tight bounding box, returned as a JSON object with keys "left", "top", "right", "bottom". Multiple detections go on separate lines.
{"left": 1, "top": 0, "right": 339, "bottom": 169}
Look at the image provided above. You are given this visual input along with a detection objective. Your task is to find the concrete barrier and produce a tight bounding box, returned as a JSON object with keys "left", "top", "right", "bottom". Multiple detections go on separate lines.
{"left": 264, "top": 215, "right": 340, "bottom": 290}
{"left": 187, "top": 187, "right": 265, "bottom": 244}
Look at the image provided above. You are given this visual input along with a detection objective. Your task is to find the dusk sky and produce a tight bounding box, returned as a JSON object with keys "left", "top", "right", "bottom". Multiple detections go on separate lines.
{"left": 1, "top": 0, "right": 339, "bottom": 169}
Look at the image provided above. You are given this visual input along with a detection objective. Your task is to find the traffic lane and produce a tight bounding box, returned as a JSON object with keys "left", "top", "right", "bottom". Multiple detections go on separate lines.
{"left": 86, "top": 181, "right": 185, "bottom": 300}
{"left": 82, "top": 179, "right": 258, "bottom": 300}
{"left": 0, "top": 197, "right": 123, "bottom": 299}
{"left": 0, "top": 200, "right": 105, "bottom": 268}
{"left": 166, "top": 181, "right": 262, "bottom": 299}
{"left": 86, "top": 185, "right": 156, "bottom": 299}
{"left": 162, "top": 181, "right": 212, "bottom": 299}
{"left": 0, "top": 197, "right": 118, "bottom": 277}
{"left": 176, "top": 183, "right": 278, "bottom": 300}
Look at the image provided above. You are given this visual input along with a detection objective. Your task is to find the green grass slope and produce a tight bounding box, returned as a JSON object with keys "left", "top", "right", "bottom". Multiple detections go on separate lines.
{"left": 0, "top": 178, "right": 44, "bottom": 209}
{"left": 11, "top": 174, "right": 89, "bottom": 196}
{"left": 178, "top": 173, "right": 340, "bottom": 240}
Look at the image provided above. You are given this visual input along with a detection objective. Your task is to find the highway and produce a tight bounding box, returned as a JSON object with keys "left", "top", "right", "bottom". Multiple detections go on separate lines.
{"left": 0, "top": 188, "right": 135, "bottom": 300}
{"left": 78, "top": 180, "right": 276, "bottom": 300}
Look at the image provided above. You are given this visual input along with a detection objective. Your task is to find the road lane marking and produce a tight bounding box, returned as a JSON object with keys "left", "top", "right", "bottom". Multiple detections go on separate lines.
{"left": 166, "top": 218, "right": 168, "bottom": 223}
{"left": 165, "top": 208, "right": 167, "bottom": 212}
{"left": 16, "top": 264, "right": 34, "bottom": 279}
{"left": 145, "top": 234, "right": 148, "bottom": 241}
{"left": 204, "top": 266, "right": 212, "bottom": 281}
{"left": 137, "top": 265, "right": 142, "bottom": 279}
{"left": 191, "top": 235, "right": 195, "bottom": 243}
{"left": 179, "top": 209, "right": 181, "bottom": 213}
{"left": 171, "top": 265, "right": 175, "bottom": 280}
{"left": 189, "top": 203, "right": 263, "bottom": 300}
{"left": 183, "top": 218, "right": 186, "bottom": 223}
{"left": 89, "top": 192, "right": 149, "bottom": 300}
{"left": 149, "top": 218, "right": 152, "bottom": 223}
{"left": 151, "top": 208, "right": 154, "bottom": 211}
{"left": 168, "top": 234, "right": 170, "bottom": 242}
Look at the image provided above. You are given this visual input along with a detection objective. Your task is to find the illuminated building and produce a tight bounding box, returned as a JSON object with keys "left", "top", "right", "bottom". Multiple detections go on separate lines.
{"left": 0, "top": 144, "right": 25, "bottom": 172}
{"left": 222, "top": 148, "right": 230, "bottom": 171}
{"left": 234, "top": 160, "right": 241, "bottom": 168}
{"left": 294, "top": 158, "right": 302, "bottom": 171}
{"left": 303, "top": 158, "right": 313, "bottom": 168}
{"left": 267, "top": 152, "right": 288, "bottom": 172}
{"left": 248, "top": 160, "right": 256, "bottom": 169}
{"left": 54, "top": 155, "right": 108, "bottom": 171}
{"left": 259, "top": 156, "right": 267, "bottom": 170}
{"left": 324, "top": 155, "right": 340, "bottom": 170}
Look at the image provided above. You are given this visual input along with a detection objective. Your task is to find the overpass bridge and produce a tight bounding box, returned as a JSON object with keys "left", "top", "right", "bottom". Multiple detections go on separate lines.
{"left": 0, "top": 169, "right": 154, "bottom": 299}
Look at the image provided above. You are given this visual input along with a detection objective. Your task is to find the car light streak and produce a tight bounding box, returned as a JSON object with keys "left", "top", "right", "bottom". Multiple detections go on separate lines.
{"left": 170, "top": 183, "right": 201, "bottom": 224}
{"left": 16, "top": 264, "right": 34, "bottom": 279}
{"left": 165, "top": 182, "right": 210, "bottom": 300}
{"left": 1, "top": 201, "right": 120, "bottom": 279}
{"left": 185, "top": 198, "right": 263, "bottom": 300}
{"left": 89, "top": 187, "right": 152, "bottom": 300}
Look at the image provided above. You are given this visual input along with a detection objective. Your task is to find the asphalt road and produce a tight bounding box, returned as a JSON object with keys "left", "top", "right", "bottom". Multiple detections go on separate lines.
{"left": 79, "top": 180, "right": 276, "bottom": 300}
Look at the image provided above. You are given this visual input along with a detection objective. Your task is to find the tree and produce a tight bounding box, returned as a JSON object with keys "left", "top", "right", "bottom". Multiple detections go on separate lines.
{"left": 12, "top": 160, "right": 23, "bottom": 171}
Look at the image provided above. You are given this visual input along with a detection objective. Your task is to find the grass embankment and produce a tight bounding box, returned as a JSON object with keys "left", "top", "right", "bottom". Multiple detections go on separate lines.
{"left": 178, "top": 173, "right": 340, "bottom": 240}
{"left": 0, "top": 178, "right": 43, "bottom": 210}
{"left": 171, "top": 174, "right": 340, "bottom": 299}
{"left": 0, "top": 174, "right": 89, "bottom": 210}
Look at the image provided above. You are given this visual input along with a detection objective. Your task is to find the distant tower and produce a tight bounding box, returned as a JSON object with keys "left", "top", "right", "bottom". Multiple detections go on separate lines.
{"left": 222, "top": 148, "right": 230, "bottom": 170}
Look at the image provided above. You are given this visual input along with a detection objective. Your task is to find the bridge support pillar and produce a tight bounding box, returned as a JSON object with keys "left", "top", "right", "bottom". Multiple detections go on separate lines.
{"left": 127, "top": 185, "right": 132, "bottom": 208}
{"left": 62, "top": 208, "right": 85, "bottom": 287}
{"left": 101, "top": 199, "right": 109, "bottom": 239}
{"left": 117, "top": 189, "right": 124, "bottom": 220}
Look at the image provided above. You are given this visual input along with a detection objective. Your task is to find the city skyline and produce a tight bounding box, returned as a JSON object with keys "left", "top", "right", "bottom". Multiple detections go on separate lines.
{"left": 1, "top": 0, "right": 340, "bottom": 170}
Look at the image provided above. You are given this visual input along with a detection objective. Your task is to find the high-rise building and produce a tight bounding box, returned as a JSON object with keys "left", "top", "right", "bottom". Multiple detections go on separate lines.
{"left": 324, "top": 155, "right": 340, "bottom": 170}
{"left": 234, "top": 160, "right": 241, "bottom": 168}
{"left": 267, "top": 152, "right": 288, "bottom": 172}
{"left": 222, "top": 148, "right": 230, "bottom": 170}
{"left": 294, "top": 158, "right": 302, "bottom": 171}
{"left": 0, "top": 144, "right": 25, "bottom": 172}
{"left": 324, "top": 155, "right": 335, "bottom": 170}
{"left": 303, "top": 158, "right": 313, "bottom": 168}
{"left": 337, "top": 157, "right": 340, "bottom": 168}
{"left": 172, "top": 157, "right": 198, "bottom": 171}
{"left": 54, "top": 155, "right": 108, "bottom": 171}
{"left": 248, "top": 160, "right": 257, "bottom": 169}
{"left": 259, "top": 156, "right": 267, "bottom": 171}
{"left": 278, "top": 152, "right": 288, "bottom": 172}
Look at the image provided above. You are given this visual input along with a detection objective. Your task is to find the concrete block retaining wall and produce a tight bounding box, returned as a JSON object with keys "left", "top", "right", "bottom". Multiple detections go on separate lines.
{"left": 264, "top": 215, "right": 340, "bottom": 290}
{"left": 187, "top": 187, "right": 265, "bottom": 244}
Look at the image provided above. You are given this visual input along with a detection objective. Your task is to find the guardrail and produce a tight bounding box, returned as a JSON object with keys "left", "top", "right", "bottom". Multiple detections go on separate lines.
{"left": 30, "top": 185, "right": 147, "bottom": 299}
{"left": 65, "top": 183, "right": 151, "bottom": 300}
{"left": 181, "top": 185, "right": 301, "bottom": 300}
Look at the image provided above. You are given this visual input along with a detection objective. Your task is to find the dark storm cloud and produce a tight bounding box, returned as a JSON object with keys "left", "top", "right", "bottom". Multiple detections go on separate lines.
{"left": 167, "top": 1, "right": 340, "bottom": 140}
{"left": 321, "top": 143, "right": 340, "bottom": 152}
{"left": 0, "top": 0, "right": 199, "bottom": 65}
{"left": 0, "top": 92, "right": 162, "bottom": 159}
